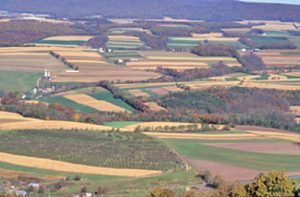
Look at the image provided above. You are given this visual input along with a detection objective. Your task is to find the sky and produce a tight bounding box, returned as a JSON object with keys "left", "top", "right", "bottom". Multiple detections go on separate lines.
{"left": 239, "top": 0, "right": 300, "bottom": 5}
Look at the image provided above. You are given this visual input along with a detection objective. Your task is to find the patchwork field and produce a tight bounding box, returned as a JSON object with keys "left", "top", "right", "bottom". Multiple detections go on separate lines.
{"left": 106, "top": 35, "right": 146, "bottom": 50}
{"left": 64, "top": 94, "right": 130, "bottom": 113}
{"left": 0, "top": 152, "right": 160, "bottom": 177}
{"left": 255, "top": 50, "right": 300, "bottom": 67}
{"left": 168, "top": 35, "right": 247, "bottom": 49}
{"left": 161, "top": 129, "right": 300, "bottom": 181}
{"left": 0, "top": 45, "right": 159, "bottom": 83}
{"left": 126, "top": 51, "right": 241, "bottom": 70}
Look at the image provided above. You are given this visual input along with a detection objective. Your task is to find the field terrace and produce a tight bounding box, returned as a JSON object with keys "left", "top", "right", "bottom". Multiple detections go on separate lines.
{"left": 126, "top": 51, "right": 241, "bottom": 70}
{"left": 255, "top": 50, "right": 300, "bottom": 67}
{"left": 106, "top": 35, "right": 146, "bottom": 50}
{"left": 0, "top": 45, "right": 160, "bottom": 87}
{"left": 168, "top": 33, "right": 247, "bottom": 49}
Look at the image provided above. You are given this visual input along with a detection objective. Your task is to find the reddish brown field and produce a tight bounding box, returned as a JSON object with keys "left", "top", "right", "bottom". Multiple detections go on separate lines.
{"left": 205, "top": 142, "right": 300, "bottom": 155}
{"left": 150, "top": 88, "right": 169, "bottom": 95}
{"left": 187, "top": 159, "right": 261, "bottom": 181}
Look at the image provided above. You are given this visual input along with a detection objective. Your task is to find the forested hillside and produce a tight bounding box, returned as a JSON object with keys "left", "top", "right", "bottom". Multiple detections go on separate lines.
{"left": 2, "top": 0, "right": 300, "bottom": 21}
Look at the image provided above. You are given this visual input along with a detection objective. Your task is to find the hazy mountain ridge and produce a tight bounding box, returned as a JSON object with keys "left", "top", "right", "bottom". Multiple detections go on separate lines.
{"left": 1, "top": 0, "right": 300, "bottom": 21}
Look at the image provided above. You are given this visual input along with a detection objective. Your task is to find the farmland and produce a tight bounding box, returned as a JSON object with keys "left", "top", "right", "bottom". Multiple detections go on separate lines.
{"left": 161, "top": 132, "right": 300, "bottom": 181}
{"left": 106, "top": 35, "right": 146, "bottom": 50}
{"left": 0, "top": 130, "right": 181, "bottom": 171}
{"left": 1, "top": 15, "right": 300, "bottom": 196}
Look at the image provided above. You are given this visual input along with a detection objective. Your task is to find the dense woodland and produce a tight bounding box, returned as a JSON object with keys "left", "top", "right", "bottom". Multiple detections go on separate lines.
{"left": 0, "top": 20, "right": 81, "bottom": 46}
{"left": 1, "top": 86, "right": 300, "bottom": 132}
{"left": 2, "top": 0, "right": 300, "bottom": 21}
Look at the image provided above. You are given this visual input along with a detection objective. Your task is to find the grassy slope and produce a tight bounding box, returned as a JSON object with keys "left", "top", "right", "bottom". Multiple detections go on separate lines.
{"left": 0, "top": 70, "right": 41, "bottom": 92}
{"left": 163, "top": 139, "right": 300, "bottom": 171}
{"left": 42, "top": 96, "right": 97, "bottom": 113}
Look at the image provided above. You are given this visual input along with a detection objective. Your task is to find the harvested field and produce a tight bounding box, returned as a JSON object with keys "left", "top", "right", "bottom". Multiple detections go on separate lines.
{"left": 128, "top": 89, "right": 150, "bottom": 97}
{"left": 150, "top": 88, "right": 170, "bottom": 95}
{"left": 205, "top": 142, "right": 300, "bottom": 155}
{"left": 0, "top": 120, "right": 115, "bottom": 131}
{"left": 256, "top": 50, "right": 300, "bottom": 67}
{"left": 0, "top": 46, "right": 159, "bottom": 82}
{"left": 145, "top": 132, "right": 264, "bottom": 140}
{"left": 191, "top": 33, "right": 224, "bottom": 38}
{"left": 63, "top": 94, "right": 129, "bottom": 113}
{"left": 0, "top": 168, "right": 63, "bottom": 180}
{"left": 0, "top": 152, "right": 161, "bottom": 177}
{"left": 246, "top": 131, "right": 300, "bottom": 143}
{"left": 0, "top": 52, "right": 65, "bottom": 72}
{"left": 162, "top": 86, "right": 183, "bottom": 92}
{"left": 187, "top": 159, "right": 261, "bottom": 181}
{"left": 0, "top": 111, "right": 116, "bottom": 131}
{"left": 144, "top": 102, "right": 167, "bottom": 112}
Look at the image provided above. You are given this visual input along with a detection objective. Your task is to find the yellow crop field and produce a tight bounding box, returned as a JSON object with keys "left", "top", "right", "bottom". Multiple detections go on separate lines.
{"left": 127, "top": 61, "right": 209, "bottom": 67}
{"left": 192, "top": 33, "right": 224, "bottom": 38}
{"left": 144, "top": 102, "right": 167, "bottom": 112}
{"left": 128, "top": 89, "right": 150, "bottom": 97}
{"left": 0, "top": 168, "right": 63, "bottom": 180}
{"left": 170, "top": 37, "right": 239, "bottom": 41}
{"left": 0, "top": 152, "right": 161, "bottom": 177}
{"left": 0, "top": 111, "right": 25, "bottom": 119}
{"left": 64, "top": 94, "right": 129, "bottom": 113}
{"left": 44, "top": 35, "right": 94, "bottom": 41}
{"left": 108, "top": 35, "right": 140, "bottom": 41}
{"left": 0, "top": 111, "right": 120, "bottom": 131}
{"left": 162, "top": 86, "right": 183, "bottom": 92}
{"left": 68, "top": 60, "right": 106, "bottom": 64}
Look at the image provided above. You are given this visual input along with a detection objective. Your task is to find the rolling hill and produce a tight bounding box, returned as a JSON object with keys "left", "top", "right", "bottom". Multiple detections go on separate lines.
{"left": 1, "top": 0, "right": 300, "bottom": 21}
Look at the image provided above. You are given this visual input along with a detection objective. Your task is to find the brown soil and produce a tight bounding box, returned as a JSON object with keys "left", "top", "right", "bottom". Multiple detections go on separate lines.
{"left": 205, "top": 142, "right": 300, "bottom": 155}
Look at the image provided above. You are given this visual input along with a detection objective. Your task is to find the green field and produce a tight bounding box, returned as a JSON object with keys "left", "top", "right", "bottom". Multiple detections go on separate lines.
{"left": 42, "top": 96, "right": 97, "bottom": 113}
{"left": 0, "top": 70, "right": 41, "bottom": 92}
{"left": 167, "top": 37, "right": 247, "bottom": 49}
{"left": 163, "top": 139, "right": 300, "bottom": 171}
{"left": 32, "top": 40, "right": 86, "bottom": 45}
{"left": 89, "top": 92, "right": 136, "bottom": 112}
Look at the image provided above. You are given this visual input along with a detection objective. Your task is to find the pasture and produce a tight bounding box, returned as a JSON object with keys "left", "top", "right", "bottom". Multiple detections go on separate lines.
{"left": 0, "top": 70, "right": 41, "bottom": 92}
{"left": 161, "top": 130, "right": 300, "bottom": 181}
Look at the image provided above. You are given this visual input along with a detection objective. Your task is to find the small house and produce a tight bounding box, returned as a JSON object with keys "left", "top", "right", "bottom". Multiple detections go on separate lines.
{"left": 15, "top": 190, "right": 27, "bottom": 197}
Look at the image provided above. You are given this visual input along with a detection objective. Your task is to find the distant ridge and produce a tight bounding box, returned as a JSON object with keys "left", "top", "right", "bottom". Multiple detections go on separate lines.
{"left": 1, "top": 0, "right": 300, "bottom": 21}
